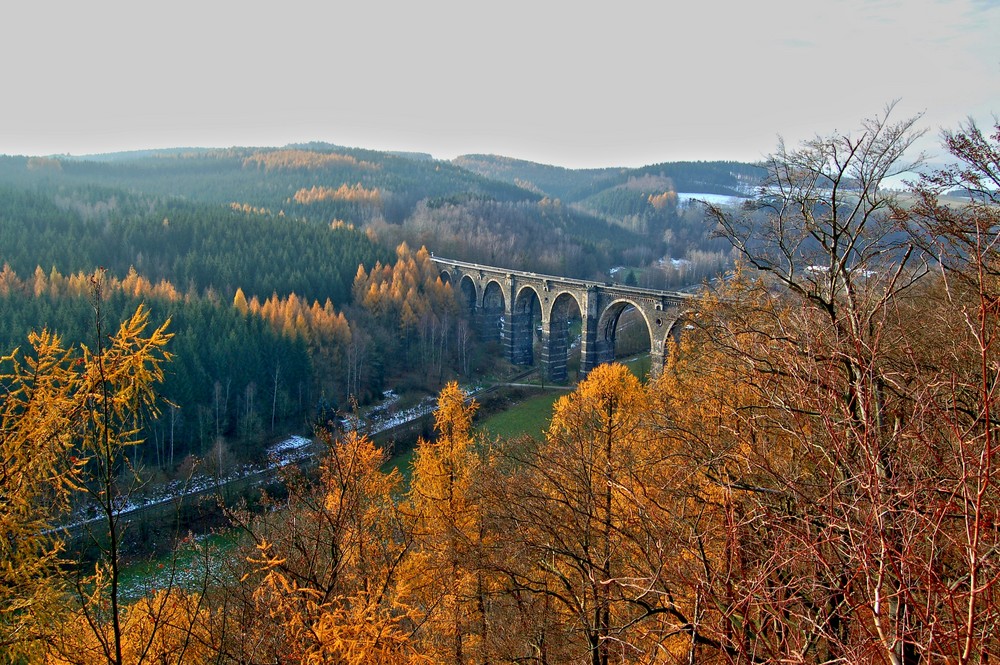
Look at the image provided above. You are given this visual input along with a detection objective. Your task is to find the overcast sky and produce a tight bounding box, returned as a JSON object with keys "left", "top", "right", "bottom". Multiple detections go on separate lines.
{"left": 1, "top": 0, "right": 997, "bottom": 168}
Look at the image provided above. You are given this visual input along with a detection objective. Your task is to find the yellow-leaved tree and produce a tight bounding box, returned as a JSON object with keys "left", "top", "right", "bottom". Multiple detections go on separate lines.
{"left": 47, "top": 589, "right": 212, "bottom": 665}
{"left": 0, "top": 330, "right": 81, "bottom": 658}
{"left": 495, "top": 363, "right": 699, "bottom": 664}
{"left": 1, "top": 272, "right": 176, "bottom": 664}
{"left": 221, "top": 428, "right": 425, "bottom": 664}
{"left": 50, "top": 285, "right": 177, "bottom": 665}
{"left": 401, "top": 381, "right": 493, "bottom": 664}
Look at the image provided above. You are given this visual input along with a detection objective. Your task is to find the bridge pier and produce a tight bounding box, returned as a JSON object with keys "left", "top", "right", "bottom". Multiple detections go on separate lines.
{"left": 649, "top": 338, "right": 667, "bottom": 379}
{"left": 481, "top": 286, "right": 505, "bottom": 345}
{"left": 508, "top": 310, "right": 533, "bottom": 365}
{"left": 578, "top": 288, "right": 599, "bottom": 377}
{"left": 541, "top": 318, "right": 569, "bottom": 384}
{"left": 579, "top": 325, "right": 600, "bottom": 376}
{"left": 467, "top": 305, "right": 482, "bottom": 342}
{"left": 500, "top": 308, "right": 514, "bottom": 363}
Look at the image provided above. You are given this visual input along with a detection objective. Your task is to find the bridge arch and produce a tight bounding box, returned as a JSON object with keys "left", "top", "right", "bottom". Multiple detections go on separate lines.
{"left": 456, "top": 274, "right": 477, "bottom": 317}
{"left": 481, "top": 280, "right": 506, "bottom": 344}
{"left": 595, "top": 298, "right": 654, "bottom": 365}
{"left": 509, "top": 284, "right": 542, "bottom": 366}
{"left": 660, "top": 308, "right": 698, "bottom": 363}
{"left": 542, "top": 290, "right": 584, "bottom": 383}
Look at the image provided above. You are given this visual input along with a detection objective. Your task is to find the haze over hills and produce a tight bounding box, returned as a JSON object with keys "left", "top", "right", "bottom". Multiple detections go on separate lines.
{"left": 55, "top": 142, "right": 761, "bottom": 201}
{"left": 3, "top": 143, "right": 760, "bottom": 277}
{"left": 453, "top": 153, "right": 760, "bottom": 201}
{"left": 0, "top": 140, "right": 755, "bottom": 468}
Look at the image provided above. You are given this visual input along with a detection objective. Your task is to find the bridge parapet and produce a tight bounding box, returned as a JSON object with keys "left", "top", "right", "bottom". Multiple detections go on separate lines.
{"left": 432, "top": 257, "right": 693, "bottom": 382}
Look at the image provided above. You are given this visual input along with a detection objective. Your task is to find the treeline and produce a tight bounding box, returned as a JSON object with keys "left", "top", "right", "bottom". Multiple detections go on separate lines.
{"left": 452, "top": 153, "right": 632, "bottom": 201}
{"left": 380, "top": 195, "right": 647, "bottom": 278}
{"left": 0, "top": 147, "right": 533, "bottom": 227}
{"left": 350, "top": 243, "right": 471, "bottom": 389}
{"left": 453, "top": 154, "right": 759, "bottom": 266}
{"left": 2, "top": 146, "right": 756, "bottom": 285}
{"left": 453, "top": 153, "right": 761, "bottom": 201}
{"left": 0, "top": 268, "right": 311, "bottom": 470}
{"left": 0, "top": 186, "right": 387, "bottom": 305}
{"left": 631, "top": 159, "right": 761, "bottom": 195}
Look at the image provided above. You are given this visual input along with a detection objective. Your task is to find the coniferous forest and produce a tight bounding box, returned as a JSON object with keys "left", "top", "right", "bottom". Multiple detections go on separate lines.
{"left": 4, "top": 112, "right": 1000, "bottom": 662}
{"left": 0, "top": 147, "right": 750, "bottom": 469}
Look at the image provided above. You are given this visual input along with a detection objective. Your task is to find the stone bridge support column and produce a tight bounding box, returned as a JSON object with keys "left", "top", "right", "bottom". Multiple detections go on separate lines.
{"left": 469, "top": 304, "right": 483, "bottom": 342}
{"left": 595, "top": 338, "right": 616, "bottom": 367}
{"left": 480, "top": 300, "right": 502, "bottom": 344}
{"left": 509, "top": 312, "right": 533, "bottom": 365}
{"left": 501, "top": 278, "right": 517, "bottom": 365}
{"left": 541, "top": 315, "right": 569, "bottom": 384}
{"left": 650, "top": 336, "right": 666, "bottom": 380}
{"left": 501, "top": 273, "right": 537, "bottom": 366}
{"left": 579, "top": 286, "right": 600, "bottom": 377}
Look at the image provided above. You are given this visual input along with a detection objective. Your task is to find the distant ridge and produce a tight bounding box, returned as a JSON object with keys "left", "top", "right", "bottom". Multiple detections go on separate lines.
{"left": 453, "top": 154, "right": 762, "bottom": 202}
{"left": 387, "top": 151, "right": 435, "bottom": 161}
{"left": 63, "top": 147, "right": 217, "bottom": 161}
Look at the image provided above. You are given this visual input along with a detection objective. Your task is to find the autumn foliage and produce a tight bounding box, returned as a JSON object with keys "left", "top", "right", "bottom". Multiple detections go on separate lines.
{"left": 243, "top": 149, "right": 378, "bottom": 172}
{"left": 5, "top": 116, "right": 1000, "bottom": 663}
{"left": 292, "top": 183, "right": 382, "bottom": 206}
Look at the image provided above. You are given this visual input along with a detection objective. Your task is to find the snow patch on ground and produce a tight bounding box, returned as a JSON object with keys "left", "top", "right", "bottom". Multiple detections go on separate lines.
{"left": 61, "top": 386, "right": 467, "bottom": 532}
{"left": 340, "top": 388, "right": 446, "bottom": 436}
{"left": 62, "top": 435, "right": 316, "bottom": 531}
{"left": 677, "top": 192, "right": 745, "bottom": 207}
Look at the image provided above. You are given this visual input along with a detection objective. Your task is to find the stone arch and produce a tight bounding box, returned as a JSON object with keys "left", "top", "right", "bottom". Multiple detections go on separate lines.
{"left": 663, "top": 310, "right": 695, "bottom": 344}
{"left": 543, "top": 291, "right": 584, "bottom": 383}
{"left": 595, "top": 299, "right": 654, "bottom": 368}
{"left": 510, "top": 285, "right": 542, "bottom": 366}
{"left": 652, "top": 308, "right": 696, "bottom": 368}
{"left": 481, "top": 280, "right": 506, "bottom": 344}
{"left": 457, "top": 275, "right": 477, "bottom": 318}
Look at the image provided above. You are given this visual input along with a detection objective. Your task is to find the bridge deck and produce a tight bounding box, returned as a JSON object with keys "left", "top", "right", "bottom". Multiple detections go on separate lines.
{"left": 430, "top": 256, "right": 693, "bottom": 303}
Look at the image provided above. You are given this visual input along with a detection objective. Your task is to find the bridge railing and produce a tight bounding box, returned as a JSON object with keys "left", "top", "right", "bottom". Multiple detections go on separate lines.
{"left": 430, "top": 256, "right": 694, "bottom": 303}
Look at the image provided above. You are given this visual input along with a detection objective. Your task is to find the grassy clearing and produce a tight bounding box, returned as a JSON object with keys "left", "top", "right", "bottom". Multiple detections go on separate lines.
{"left": 621, "top": 354, "right": 652, "bottom": 381}
{"left": 118, "top": 531, "right": 242, "bottom": 602}
{"left": 476, "top": 391, "right": 562, "bottom": 442}
{"left": 380, "top": 387, "right": 563, "bottom": 484}
{"left": 383, "top": 447, "right": 416, "bottom": 485}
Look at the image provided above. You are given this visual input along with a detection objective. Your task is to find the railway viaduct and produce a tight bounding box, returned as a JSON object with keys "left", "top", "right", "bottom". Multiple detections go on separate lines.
{"left": 431, "top": 256, "right": 693, "bottom": 383}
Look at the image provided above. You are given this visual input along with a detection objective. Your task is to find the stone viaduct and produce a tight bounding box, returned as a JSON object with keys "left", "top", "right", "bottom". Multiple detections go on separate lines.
{"left": 431, "top": 256, "right": 693, "bottom": 383}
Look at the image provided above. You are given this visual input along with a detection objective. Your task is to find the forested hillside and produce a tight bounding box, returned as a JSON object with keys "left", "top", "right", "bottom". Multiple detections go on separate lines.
{"left": 454, "top": 153, "right": 762, "bottom": 199}
{"left": 0, "top": 146, "right": 752, "bottom": 468}
{"left": 452, "top": 154, "right": 763, "bottom": 281}
{"left": 0, "top": 142, "right": 756, "bottom": 660}
{"left": 4, "top": 110, "right": 1000, "bottom": 662}
{"left": 0, "top": 185, "right": 384, "bottom": 303}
